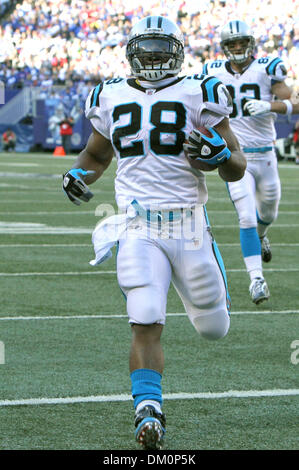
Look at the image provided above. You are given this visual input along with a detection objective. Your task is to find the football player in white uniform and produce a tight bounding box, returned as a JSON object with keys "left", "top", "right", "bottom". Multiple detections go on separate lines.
{"left": 203, "top": 20, "right": 293, "bottom": 304}
{"left": 63, "top": 16, "right": 246, "bottom": 449}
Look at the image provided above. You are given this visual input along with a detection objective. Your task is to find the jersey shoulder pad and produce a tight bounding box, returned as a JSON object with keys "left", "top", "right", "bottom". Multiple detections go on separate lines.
{"left": 85, "top": 82, "right": 111, "bottom": 138}
{"left": 254, "top": 56, "right": 287, "bottom": 80}
{"left": 200, "top": 75, "right": 233, "bottom": 116}
{"left": 87, "top": 82, "right": 104, "bottom": 111}
{"left": 200, "top": 75, "right": 227, "bottom": 104}
{"left": 86, "top": 77, "right": 126, "bottom": 112}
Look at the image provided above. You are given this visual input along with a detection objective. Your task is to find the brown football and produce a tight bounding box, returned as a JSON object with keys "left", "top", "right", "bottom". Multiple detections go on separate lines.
{"left": 185, "top": 126, "right": 218, "bottom": 172}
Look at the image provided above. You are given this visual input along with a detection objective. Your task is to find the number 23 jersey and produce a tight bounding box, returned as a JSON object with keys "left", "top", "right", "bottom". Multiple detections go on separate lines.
{"left": 203, "top": 56, "right": 287, "bottom": 148}
{"left": 85, "top": 75, "right": 232, "bottom": 210}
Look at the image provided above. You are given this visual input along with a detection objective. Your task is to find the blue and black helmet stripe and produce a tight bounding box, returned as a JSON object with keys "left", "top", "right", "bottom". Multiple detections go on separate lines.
{"left": 229, "top": 20, "right": 240, "bottom": 34}
{"left": 146, "top": 16, "right": 163, "bottom": 29}
{"left": 90, "top": 82, "right": 103, "bottom": 108}
{"left": 266, "top": 57, "right": 283, "bottom": 76}
{"left": 201, "top": 76, "right": 222, "bottom": 103}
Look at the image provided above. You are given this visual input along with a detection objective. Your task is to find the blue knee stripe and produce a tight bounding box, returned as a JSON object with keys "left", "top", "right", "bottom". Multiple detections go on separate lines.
{"left": 131, "top": 369, "right": 162, "bottom": 408}
{"left": 256, "top": 211, "right": 271, "bottom": 226}
{"left": 240, "top": 227, "right": 261, "bottom": 257}
{"left": 204, "top": 206, "right": 231, "bottom": 313}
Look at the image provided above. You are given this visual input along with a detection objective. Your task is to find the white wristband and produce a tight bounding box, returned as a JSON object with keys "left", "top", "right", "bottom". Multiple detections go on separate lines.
{"left": 283, "top": 99, "right": 293, "bottom": 115}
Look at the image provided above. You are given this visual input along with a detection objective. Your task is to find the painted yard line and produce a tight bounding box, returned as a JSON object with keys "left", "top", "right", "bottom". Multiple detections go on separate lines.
{"left": 0, "top": 163, "right": 39, "bottom": 167}
{"left": 0, "top": 244, "right": 92, "bottom": 247}
{"left": 0, "top": 154, "right": 77, "bottom": 160}
{"left": 0, "top": 172, "right": 61, "bottom": 179}
{"left": 0, "top": 210, "right": 298, "bottom": 216}
{"left": 0, "top": 211, "right": 95, "bottom": 215}
{"left": 1, "top": 224, "right": 299, "bottom": 235}
{"left": 1, "top": 242, "right": 299, "bottom": 248}
{"left": 0, "top": 228, "right": 93, "bottom": 234}
{"left": 228, "top": 268, "right": 299, "bottom": 272}
{"left": 218, "top": 243, "right": 299, "bottom": 247}
{"left": 4, "top": 200, "right": 75, "bottom": 204}
{"left": 0, "top": 268, "right": 298, "bottom": 277}
{"left": 0, "top": 310, "right": 298, "bottom": 321}
{"left": 0, "top": 271, "right": 117, "bottom": 277}
{"left": 212, "top": 224, "right": 299, "bottom": 228}
{"left": 207, "top": 199, "right": 299, "bottom": 205}
{"left": 207, "top": 210, "right": 299, "bottom": 215}
{"left": 3, "top": 200, "right": 299, "bottom": 206}
{"left": 0, "top": 244, "right": 91, "bottom": 247}
{"left": 277, "top": 163, "right": 299, "bottom": 168}
{"left": 0, "top": 388, "right": 298, "bottom": 407}
{"left": 205, "top": 165, "right": 298, "bottom": 174}
{"left": 0, "top": 188, "right": 111, "bottom": 194}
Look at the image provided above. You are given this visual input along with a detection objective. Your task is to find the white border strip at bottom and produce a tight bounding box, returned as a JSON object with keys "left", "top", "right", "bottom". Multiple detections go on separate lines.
{"left": 0, "top": 389, "right": 298, "bottom": 407}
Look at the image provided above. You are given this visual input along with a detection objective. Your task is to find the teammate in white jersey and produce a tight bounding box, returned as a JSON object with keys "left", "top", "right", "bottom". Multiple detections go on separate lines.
{"left": 203, "top": 20, "right": 293, "bottom": 304}
{"left": 62, "top": 16, "right": 246, "bottom": 449}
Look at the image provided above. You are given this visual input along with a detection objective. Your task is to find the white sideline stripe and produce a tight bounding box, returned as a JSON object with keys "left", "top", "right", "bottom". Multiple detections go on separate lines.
{"left": 0, "top": 388, "right": 298, "bottom": 407}
{"left": 0, "top": 163, "right": 39, "bottom": 167}
{"left": 0, "top": 243, "right": 299, "bottom": 248}
{"left": 3, "top": 200, "right": 299, "bottom": 206}
{"left": 0, "top": 244, "right": 92, "bottom": 247}
{"left": 0, "top": 268, "right": 298, "bottom": 277}
{"left": 0, "top": 228, "right": 92, "bottom": 234}
{"left": 0, "top": 154, "right": 77, "bottom": 160}
{"left": 1, "top": 224, "right": 299, "bottom": 235}
{"left": 0, "top": 271, "right": 117, "bottom": 276}
{"left": 0, "top": 210, "right": 298, "bottom": 216}
{"left": 0, "top": 211, "right": 95, "bottom": 215}
{"left": 213, "top": 224, "right": 299, "bottom": 228}
{"left": 0, "top": 310, "right": 298, "bottom": 321}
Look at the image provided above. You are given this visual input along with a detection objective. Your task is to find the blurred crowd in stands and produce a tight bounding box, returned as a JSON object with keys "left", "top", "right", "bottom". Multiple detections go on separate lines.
{"left": 0, "top": 0, "right": 298, "bottom": 106}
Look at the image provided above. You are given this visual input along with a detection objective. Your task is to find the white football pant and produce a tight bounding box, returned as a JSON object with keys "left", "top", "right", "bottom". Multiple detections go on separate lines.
{"left": 117, "top": 210, "right": 230, "bottom": 341}
{"left": 227, "top": 150, "right": 281, "bottom": 232}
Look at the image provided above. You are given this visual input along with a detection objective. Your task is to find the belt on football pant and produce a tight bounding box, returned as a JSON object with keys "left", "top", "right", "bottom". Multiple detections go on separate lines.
{"left": 243, "top": 146, "right": 273, "bottom": 153}
{"left": 130, "top": 199, "right": 193, "bottom": 222}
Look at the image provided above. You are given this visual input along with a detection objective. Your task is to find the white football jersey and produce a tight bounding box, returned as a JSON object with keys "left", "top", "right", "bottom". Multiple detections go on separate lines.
{"left": 85, "top": 75, "right": 232, "bottom": 210}
{"left": 203, "top": 56, "right": 287, "bottom": 148}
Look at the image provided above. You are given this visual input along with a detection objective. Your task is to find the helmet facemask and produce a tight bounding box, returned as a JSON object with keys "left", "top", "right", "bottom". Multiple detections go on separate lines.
{"left": 126, "top": 34, "right": 184, "bottom": 81}
{"left": 221, "top": 36, "right": 255, "bottom": 64}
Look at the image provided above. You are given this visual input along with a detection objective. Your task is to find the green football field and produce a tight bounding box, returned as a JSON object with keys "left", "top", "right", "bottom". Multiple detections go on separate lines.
{"left": 0, "top": 151, "right": 298, "bottom": 450}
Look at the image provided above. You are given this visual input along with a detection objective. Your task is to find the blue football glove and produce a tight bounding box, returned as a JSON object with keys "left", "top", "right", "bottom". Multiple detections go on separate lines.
{"left": 62, "top": 168, "right": 95, "bottom": 205}
{"left": 183, "top": 127, "right": 231, "bottom": 166}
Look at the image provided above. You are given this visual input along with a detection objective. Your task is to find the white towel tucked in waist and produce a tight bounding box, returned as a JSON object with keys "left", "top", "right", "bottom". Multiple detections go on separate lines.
{"left": 89, "top": 213, "right": 135, "bottom": 266}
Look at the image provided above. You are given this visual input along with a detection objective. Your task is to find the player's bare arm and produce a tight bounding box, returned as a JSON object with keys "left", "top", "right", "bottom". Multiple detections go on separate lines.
{"left": 244, "top": 82, "right": 299, "bottom": 116}
{"left": 214, "top": 117, "right": 247, "bottom": 182}
{"left": 267, "top": 83, "right": 299, "bottom": 114}
{"left": 72, "top": 126, "right": 114, "bottom": 184}
{"left": 271, "top": 80, "right": 292, "bottom": 100}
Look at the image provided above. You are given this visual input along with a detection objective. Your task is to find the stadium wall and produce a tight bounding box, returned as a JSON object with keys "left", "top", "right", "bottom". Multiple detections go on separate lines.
{"left": 0, "top": 87, "right": 298, "bottom": 152}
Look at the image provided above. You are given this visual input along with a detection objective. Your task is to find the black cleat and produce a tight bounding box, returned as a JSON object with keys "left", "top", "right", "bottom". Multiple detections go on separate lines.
{"left": 134, "top": 405, "right": 166, "bottom": 450}
{"left": 260, "top": 236, "right": 272, "bottom": 263}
